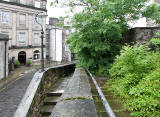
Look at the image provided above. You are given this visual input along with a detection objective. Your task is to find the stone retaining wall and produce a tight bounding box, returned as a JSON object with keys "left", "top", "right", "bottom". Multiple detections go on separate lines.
{"left": 122, "top": 27, "right": 160, "bottom": 44}
{"left": 14, "top": 63, "right": 75, "bottom": 117}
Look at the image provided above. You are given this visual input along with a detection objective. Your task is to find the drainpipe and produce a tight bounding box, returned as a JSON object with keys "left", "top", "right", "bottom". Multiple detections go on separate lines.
{"left": 55, "top": 25, "right": 56, "bottom": 62}
{"left": 4, "top": 41, "right": 7, "bottom": 78}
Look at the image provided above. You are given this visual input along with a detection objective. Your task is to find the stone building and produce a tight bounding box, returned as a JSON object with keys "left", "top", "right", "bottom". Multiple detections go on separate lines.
{"left": 0, "top": 0, "right": 47, "bottom": 65}
{"left": 46, "top": 17, "right": 72, "bottom": 63}
{"left": 0, "top": 33, "right": 9, "bottom": 80}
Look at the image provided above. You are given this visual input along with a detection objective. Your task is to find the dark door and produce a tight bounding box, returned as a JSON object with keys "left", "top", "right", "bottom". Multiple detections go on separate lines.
{"left": 18, "top": 51, "right": 26, "bottom": 65}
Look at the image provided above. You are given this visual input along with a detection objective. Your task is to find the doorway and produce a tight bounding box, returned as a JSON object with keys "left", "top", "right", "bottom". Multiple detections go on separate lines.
{"left": 18, "top": 51, "right": 26, "bottom": 65}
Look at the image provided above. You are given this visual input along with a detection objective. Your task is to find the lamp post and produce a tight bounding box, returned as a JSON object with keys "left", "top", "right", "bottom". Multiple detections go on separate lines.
{"left": 35, "top": 13, "right": 46, "bottom": 72}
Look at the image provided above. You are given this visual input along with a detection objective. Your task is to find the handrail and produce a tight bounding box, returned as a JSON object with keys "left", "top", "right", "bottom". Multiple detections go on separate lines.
{"left": 87, "top": 69, "right": 116, "bottom": 117}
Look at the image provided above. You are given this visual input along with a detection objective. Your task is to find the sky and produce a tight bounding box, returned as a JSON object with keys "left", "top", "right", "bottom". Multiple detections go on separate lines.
{"left": 46, "top": 0, "right": 84, "bottom": 24}
{"left": 46, "top": 0, "right": 68, "bottom": 24}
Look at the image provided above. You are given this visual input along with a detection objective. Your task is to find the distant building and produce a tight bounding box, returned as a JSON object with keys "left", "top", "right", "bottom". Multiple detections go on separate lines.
{"left": 0, "top": 0, "right": 47, "bottom": 65}
{"left": 0, "top": 33, "right": 9, "bottom": 80}
{"left": 46, "top": 17, "right": 72, "bottom": 62}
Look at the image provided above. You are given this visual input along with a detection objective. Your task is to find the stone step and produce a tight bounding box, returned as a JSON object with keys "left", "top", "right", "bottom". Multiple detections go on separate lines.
{"left": 95, "top": 102, "right": 106, "bottom": 111}
{"left": 46, "top": 92, "right": 62, "bottom": 97}
{"left": 44, "top": 96, "right": 60, "bottom": 101}
{"left": 97, "top": 111, "right": 108, "bottom": 117}
{"left": 40, "top": 105, "right": 54, "bottom": 116}
{"left": 100, "top": 87, "right": 106, "bottom": 90}
{"left": 43, "top": 101, "right": 57, "bottom": 105}
{"left": 41, "top": 116, "right": 49, "bottom": 117}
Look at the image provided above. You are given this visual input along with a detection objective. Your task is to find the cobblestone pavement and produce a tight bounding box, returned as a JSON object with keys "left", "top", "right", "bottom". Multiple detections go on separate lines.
{"left": 0, "top": 70, "right": 36, "bottom": 117}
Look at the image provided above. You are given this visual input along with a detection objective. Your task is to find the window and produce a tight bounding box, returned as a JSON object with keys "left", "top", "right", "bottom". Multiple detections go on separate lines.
{"left": 34, "top": 33, "right": 39, "bottom": 44}
{"left": 33, "top": 50, "right": 40, "bottom": 60}
{"left": 19, "top": 32, "right": 25, "bottom": 43}
{"left": 2, "top": 11, "right": 9, "bottom": 23}
{"left": 35, "top": 1, "right": 40, "bottom": 8}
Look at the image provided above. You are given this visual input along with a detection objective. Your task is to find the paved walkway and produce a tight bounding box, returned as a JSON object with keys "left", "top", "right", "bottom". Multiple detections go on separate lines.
{"left": 50, "top": 68, "right": 98, "bottom": 117}
{"left": 0, "top": 70, "right": 36, "bottom": 117}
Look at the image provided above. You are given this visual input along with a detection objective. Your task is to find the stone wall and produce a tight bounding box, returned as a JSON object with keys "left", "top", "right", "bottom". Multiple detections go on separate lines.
{"left": 0, "top": 41, "right": 5, "bottom": 79}
{"left": 122, "top": 27, "right": 160, "bottom": 44}
{"left": 0, "top": 33, "right": 9, "bottom": 80}
{"left": 26, "top": 63, "right": 75, "bottom": 117}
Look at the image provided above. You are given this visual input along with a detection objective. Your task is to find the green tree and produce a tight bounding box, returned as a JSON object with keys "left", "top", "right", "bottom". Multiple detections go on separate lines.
{"left": 52, "top": 0, "right": 160, "bottom": 75}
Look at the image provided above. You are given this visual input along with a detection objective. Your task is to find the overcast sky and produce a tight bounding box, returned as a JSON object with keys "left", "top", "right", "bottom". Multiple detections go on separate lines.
{"left": 46, "top": 0, "right": 84, "bottom": 24}
{"left": 46, "top": 0, "right": 67, "bottom": 24}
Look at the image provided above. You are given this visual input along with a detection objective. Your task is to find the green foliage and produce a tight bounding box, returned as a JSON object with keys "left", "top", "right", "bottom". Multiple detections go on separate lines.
{"left": 14, "top": 60, "right": 20, "bottom": 68}
{"left": 150, "top": 38, "right": 160, "bottom": 45}
{"left": 66, "top": 0, "right": 160, "bottom": 75}
{"left": 150, "top": 30, "right": 160, "bottom": 45}
{"left": 108, "top": 45, "right": 160, "bottom": 117}
{"left": 26, "top": 59, "right": 31, "bottom": 66}
{"left": 143, "top": 4, "right": 160, "bottom": 23}
{"left": 149, "top": 30, "right": 160, "bottom": 50}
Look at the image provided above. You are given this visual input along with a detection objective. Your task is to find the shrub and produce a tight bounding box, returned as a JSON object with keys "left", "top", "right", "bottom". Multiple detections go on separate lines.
{"left": 14, "top": 60, "right": 20, "bottom": 68}
{"left": 26, "top": 59, "right": 31, "bottom": 66}
{"left": 149, "top": 30, "right": 160, "bottom": 50}
{"left": 108, "top": 45, "right": 160, "bottom": 117}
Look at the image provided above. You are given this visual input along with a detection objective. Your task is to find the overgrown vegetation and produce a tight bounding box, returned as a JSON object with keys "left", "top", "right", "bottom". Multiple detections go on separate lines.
{"left": 108, "top": 45, "right": 160, "bottom": 117}
{"left": 149, "top": 30, "right": 160, "bottom": 50}
{"left": 26, "top": 59, "right": 31, "bottom": 67}
{"left": 14, "top": 60, "right": 20, "bottom": 68}
{"left": 63, "top": 0, "right": 160, "bottom": 75}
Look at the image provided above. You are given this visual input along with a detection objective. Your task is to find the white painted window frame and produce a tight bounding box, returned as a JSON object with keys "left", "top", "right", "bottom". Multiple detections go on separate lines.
{"left": 1, "top": 11, "right": 9, "bottom": 23}
{"left": 34, "top": 33, "right": 39, "bottom": 44}
{"left": 19, "top": 32, "right": 25, "bottom": 43}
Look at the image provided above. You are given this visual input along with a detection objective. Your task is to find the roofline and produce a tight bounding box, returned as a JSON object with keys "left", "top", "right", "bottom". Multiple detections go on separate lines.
{"left": 130, "top": 27, "right": 160, "bottom": 30}
{"left": 0, "top": 1, "right": 47, "bottom": 12}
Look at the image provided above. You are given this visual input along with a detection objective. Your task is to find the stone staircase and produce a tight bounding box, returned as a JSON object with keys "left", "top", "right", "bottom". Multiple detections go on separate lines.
{"left": 40, "top": 76, "right": 72, "bottom": 117}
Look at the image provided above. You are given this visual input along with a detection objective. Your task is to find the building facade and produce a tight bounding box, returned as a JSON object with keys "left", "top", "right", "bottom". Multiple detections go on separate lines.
{"left": 46, "top": 17, "right": 72, "bottom": 63}
{"left": 0, "top": 0, "right": 47, "bottom": 65}
{"left": 0, "top": 33, "right": 9, "bottom": 80}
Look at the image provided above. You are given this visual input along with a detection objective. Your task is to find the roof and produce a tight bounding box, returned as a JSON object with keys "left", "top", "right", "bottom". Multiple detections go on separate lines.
{"left": 0, "top": 33, "right": 9, "bottom": 41}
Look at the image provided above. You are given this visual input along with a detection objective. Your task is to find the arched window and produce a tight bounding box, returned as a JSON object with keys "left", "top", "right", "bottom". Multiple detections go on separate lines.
{"left": 33, "top": 50, "right": 40, "bottom": 60}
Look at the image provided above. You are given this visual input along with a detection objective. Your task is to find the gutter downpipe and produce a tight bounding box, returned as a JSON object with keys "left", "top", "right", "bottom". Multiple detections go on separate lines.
{"left": 87, "top": 69, "right": 116, "bottom": 117}
{"left": 4, "top": 41, "right": 7, "bottom": 78}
